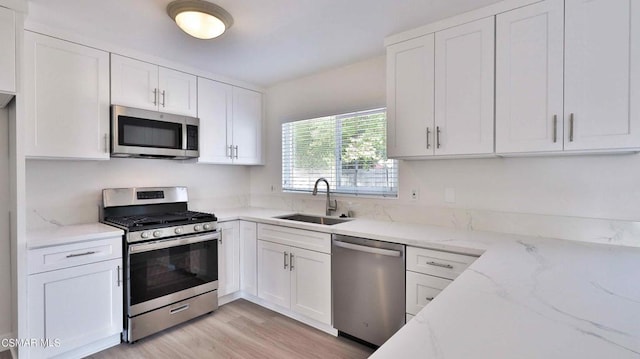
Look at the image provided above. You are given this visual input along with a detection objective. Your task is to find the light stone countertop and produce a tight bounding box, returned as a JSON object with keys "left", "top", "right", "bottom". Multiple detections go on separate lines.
{"left": 27, "top": 222, "right": 124, "bottom": 249}
{"left": 215, "top": 207, "right": 640, "bottom": 358}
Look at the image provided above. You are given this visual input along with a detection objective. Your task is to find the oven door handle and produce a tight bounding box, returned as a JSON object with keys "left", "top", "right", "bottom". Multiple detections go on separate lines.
{"left": 129, "top": 232, "right": 219, "bottom": 254}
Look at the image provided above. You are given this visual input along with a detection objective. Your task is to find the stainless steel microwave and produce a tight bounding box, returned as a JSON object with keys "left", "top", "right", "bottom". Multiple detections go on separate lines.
{"left": 111, "top": 105, "right": 199, "bottom": 159}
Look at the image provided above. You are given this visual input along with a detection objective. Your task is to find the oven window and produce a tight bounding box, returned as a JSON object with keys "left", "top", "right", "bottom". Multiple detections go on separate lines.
{"left": 129, "top": 240, "right": 217, "bottom": 305}
{"left": 118, "top": 116, "right": 182, "bottom": 149}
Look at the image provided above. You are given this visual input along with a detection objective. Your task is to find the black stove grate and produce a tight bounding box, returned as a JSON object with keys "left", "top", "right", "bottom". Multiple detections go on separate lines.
{"left": 105, "top": 211, "right": 216, "bottom": 229}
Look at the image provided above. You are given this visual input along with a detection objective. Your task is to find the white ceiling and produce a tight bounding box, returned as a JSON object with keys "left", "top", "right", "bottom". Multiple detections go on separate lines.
{"left": 26, "top": 0, "right": 503, "bottom": 87}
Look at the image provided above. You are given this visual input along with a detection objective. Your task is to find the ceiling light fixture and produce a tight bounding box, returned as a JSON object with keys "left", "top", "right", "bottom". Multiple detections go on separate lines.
{"left": 167, "top": 0, "right": 233, "bottom": 40}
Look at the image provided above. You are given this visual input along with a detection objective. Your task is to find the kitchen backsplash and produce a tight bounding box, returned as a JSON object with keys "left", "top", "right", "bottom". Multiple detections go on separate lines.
{"left": 250, "top": 193, "right": 640, "bottom": 248}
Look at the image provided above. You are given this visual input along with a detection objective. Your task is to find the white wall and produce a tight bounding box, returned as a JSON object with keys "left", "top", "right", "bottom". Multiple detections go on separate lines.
{"left": 0, "top": 108, "right": 12, "bottom": 339}
{"left": 26, "top": 159, "right": 251, "bottom": 229}
{"left": 250, "top": 56, "right": 640, "bottom": 245}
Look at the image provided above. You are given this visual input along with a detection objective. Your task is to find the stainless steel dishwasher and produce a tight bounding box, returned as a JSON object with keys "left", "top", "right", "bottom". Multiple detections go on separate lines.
{"left": 332, "top": 234, "right": 405, "bottom": 347}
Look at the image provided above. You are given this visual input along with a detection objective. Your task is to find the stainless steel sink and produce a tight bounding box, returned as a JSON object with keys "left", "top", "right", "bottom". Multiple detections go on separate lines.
{"left": 274, "top": 213, "right": 352, "bottom": 225}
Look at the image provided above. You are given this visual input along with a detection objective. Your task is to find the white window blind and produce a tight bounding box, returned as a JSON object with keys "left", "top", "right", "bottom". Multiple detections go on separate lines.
{"left": 282, "top": 108, "right": 398, "bottom": 197}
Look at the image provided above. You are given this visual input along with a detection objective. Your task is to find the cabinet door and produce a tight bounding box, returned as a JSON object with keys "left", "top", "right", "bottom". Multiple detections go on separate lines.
{"left": 289, "top": 247, "right": 331, "bottom": 325}
{"left": 197, "top": 78, "right": 233, "bottom": 164}
{"left": 406, "top": 271, "right": 451, "bottom": 316}
{"left": 564, "top": 0, "right": 640, "bottom": 150}
{"left": 218, "top": 221, "right": 240, "bottom": 297}
{"left": 232, "top": 87, "right": 263, "bottom": 165}
{"left": 158, "top": 66, "right": 197, "bottom": 117}
{"left": 24, "top": 32, "right": 110, "bottom": 160}
{"left": 110, "top": 54, "right": 159, "bottom": 112}
{"left": 435, "top": 17, "right": 495, "bottom": 155}
{"left": 27, "top": 258, "right": 123, "bottom": 359}
{"left": 239, "top": 221, "right": 257, "bottom": 296}
{"left": 257, "top": 240, "right": 290, "bottom": 308}
{"left": 496, "top": 0, "right": 564, "bottom": 153}
{"left": 0, "top": 7, "right": 16, "bottom": 99}
{"left": 386, "top": 34, "right": 435, "bottom": 158}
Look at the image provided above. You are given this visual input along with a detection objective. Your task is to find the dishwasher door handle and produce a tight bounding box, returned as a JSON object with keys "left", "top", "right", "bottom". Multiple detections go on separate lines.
{"left": 333, "top": 240, "right": 402, "bottom": 257}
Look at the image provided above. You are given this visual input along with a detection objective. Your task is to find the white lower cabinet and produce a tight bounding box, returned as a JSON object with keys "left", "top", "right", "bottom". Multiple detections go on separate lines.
{"left": 27, "top": 236, "right": 123, "bottom": 359}
{"left": 239, "top": 221, "right": 258, "bottom": 296}
{"left": 405, "top": 246, "right": 477, "bottom": 321}
{"left": 257, "top": 224, "right": 331, "bottom": 325}
{"left": 218, "top": 221, "right": 240, "bottom": 297}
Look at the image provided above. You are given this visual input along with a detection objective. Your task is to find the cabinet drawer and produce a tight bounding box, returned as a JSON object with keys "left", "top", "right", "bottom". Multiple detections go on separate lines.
{"left": 28, "top": 236, "right": 122, "bottom": 274}
{"left": 406, "top": 271, "right": 452, "bottom": 315}
{"left": 257, "top": 224, "right": 330, "bottom": 253}
{"left": 406, "top": 246, "right": 477, "bottom": 280}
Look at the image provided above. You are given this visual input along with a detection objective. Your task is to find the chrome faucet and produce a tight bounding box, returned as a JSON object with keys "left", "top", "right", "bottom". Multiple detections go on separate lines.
{"left": 312, "top": 177, "right": 337, "bottom": 216}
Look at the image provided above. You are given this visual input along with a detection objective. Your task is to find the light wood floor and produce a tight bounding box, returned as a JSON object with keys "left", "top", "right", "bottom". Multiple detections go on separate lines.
{"left": 89, "top": 299, "right": 374, "bottom": 359}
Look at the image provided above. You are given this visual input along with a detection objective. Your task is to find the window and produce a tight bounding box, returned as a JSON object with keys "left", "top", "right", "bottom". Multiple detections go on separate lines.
{"left": 282, "top": 108, "right": 398, "bottom": 197}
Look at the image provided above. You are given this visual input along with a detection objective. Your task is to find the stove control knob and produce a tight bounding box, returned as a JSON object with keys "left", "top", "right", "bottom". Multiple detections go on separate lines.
{"left": 194, "top": 224, "right": 202, "bottom": 232}
{"left": 175, "top": 227, "right": 183, "bottom": 235}
{"left": 203, "top": 223, "right": 212, "bottom": 231}
{"left": 153, "top": 230, "right": 162, "bottom": 238}
{"left": 141, "top": 231, "right": 150, "bottom": 239}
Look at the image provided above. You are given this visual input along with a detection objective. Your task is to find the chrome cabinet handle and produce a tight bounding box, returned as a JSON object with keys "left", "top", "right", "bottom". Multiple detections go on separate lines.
{"left": 117, "top": 265, "right": 122, "bottom": 287}
{"left": 161, "top": 90, "right": 166, "bottom": 107}
{"left": 426, "top": 127, "right": 431, "bottom": 149}
{"left": 284, "top": 251, "right": 288, "bottom": 269}
{"left": 226, "top": 145, "right": 232, "bottom": 158}
{"left": 552, "top": 115, "right": 557, "bottom": 143}
{"left": 234, "top": 145, "right": 239, "bottom": 159}
{"left": 426, "top": 261, "right": 453, "bottom": 269}
{"left": 153, "top": 88, "right": 158, "bottom": 106}
{"left": 289, "top": 253, "right": 294, "bottom": 271}
{"left": 219, "top": 230, "right": 223, "bottom": 245}
{"left": 569, "top": 113, "right": 574, "bottom": 142}
{"left": 436, "top": 126, "right": 441, "bottom": 149}
{"left": 66, "top": 251, "right": 96, "bottom": 258}
{"left": 426, "top": 297, "right": 434, "bottom": 301}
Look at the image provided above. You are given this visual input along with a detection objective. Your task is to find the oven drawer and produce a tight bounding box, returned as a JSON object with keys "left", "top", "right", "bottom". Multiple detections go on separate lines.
{"left": 128, "top": 290, "right": 218, "bottom": 342}
{"left": 28, "top": 236, "right": 122, "bottom": 275}
{"left": 406, "top": 246, "right": 477, "bottom": 280}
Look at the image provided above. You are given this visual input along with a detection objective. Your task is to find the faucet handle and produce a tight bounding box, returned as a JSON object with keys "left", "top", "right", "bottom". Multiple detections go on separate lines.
{"left": 329, "top": 199, "right": 338, "bottom": 211}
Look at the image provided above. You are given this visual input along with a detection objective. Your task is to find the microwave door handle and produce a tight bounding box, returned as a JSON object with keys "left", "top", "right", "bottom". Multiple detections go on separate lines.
{"left": 182, "top": 122, "right": 188, "bottom": 152}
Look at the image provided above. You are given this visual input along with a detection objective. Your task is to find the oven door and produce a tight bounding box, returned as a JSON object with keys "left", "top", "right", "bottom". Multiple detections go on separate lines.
{"left": 127, "top": 232, "right": 218, "bottom": 317}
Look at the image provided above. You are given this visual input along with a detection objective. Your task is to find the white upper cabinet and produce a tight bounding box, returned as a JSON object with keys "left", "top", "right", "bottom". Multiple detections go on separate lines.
{"left": 110, "top": 54, "right": 158, "bottom": 112}
{"left": 111, "top": 54, "right": 197, "bottom": 117}
{"left": 564, "top": 0, "right": 640, "bottom": 151}
{"left": 24, "top": 32, "right": 110, "bottom": 160}
{"left": 232, "top": 87, "right": 263, "bottom": 165}
{"left": 434, "top": 17, "right": 495, "bottom": 156}
{"left": 158, "top": 66, "right": 198, "bottom": 116}
{"left": 496, "top": 0, "right": 564, "bottom": 153}
{"left": 386, "top": 34, "right": 435, "bottom": 158}
{"left": 197, "top": 77, "right": 263, "bottom": 165}
{"left": 0, "top": 6, "right": 16, "bottom": 107}
{"left": 197, "top": 78, "right": 233, "bottom": 164}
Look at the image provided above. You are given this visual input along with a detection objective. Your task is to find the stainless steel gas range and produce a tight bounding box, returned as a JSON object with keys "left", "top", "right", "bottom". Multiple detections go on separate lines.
{"left": 100, "top": 186, "right": 218, "bottom": 342}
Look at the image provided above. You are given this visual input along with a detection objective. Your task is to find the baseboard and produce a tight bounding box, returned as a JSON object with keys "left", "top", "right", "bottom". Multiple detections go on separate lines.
{"left": 218, "top": 291, "right": 243, "bottom": 306}
{"left": 50, "top": 333, "right": 120, "bottom": 359}
{"left": 0, "top": 332, "right": 13, "bottom": 353}
{"left": 239, "top": 293, "right": 337, "bottom": 336}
